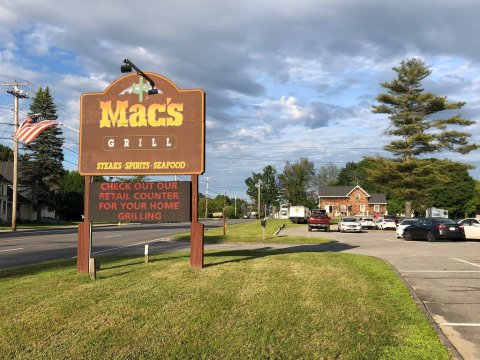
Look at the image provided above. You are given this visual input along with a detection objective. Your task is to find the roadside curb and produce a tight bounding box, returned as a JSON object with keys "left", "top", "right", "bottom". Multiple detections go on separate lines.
{"left": 386, "top": 261, "right": 464, "bottom": 360}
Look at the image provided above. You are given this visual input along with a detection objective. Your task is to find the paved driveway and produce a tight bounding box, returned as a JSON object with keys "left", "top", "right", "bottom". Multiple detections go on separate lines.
{"left": 282, "top": 226, "right": 480, "bottom": 360}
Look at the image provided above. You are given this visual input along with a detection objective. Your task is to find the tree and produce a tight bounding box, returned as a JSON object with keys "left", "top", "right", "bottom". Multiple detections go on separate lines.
{"left": 0, "top": 144, "right": 13, "bottom": 161}
{"left": 278, "top": 157, "right": 316, "bottom": 208}
{"left": 21, "top": 87, "right": 65, "bottom": 221}
{"left": 336, "top": 159, "right": 379, "bottom": 192}
{"left": 245, "top": 165, "right": 280, "bottom": 216}
{"left": 371, "top": 58, "right": 478, "bottom": 217}
{"left": 57, "top": 170, "right": 84, "bottom": 221}
{"left": 314, "top": 163, "right": 339, "bottom": 188}
{"left": 427, "top": 160, "right": 477, "bottom": 218}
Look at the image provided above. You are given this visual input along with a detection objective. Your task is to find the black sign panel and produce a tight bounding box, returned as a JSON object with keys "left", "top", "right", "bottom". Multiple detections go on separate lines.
{"left": 88, "top": 181, "right": 191, "bottom": 222}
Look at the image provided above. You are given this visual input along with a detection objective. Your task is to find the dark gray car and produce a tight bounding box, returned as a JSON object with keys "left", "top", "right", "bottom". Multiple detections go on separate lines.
{"left": 403, "top": 217, "right": 465, "bottom": 242}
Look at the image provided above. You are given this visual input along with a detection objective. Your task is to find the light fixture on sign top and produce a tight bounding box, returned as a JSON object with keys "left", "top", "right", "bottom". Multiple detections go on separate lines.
{"left": 120, "top": 58, "right": 158, "bottom": 95}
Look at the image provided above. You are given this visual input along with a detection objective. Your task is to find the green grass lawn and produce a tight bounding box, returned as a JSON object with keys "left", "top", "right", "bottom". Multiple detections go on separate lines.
{"left": 0, "top": 250, "right": 451, "bottom": 359}
{"left": 175, "top": 218, "right": 333, "bottom": 244}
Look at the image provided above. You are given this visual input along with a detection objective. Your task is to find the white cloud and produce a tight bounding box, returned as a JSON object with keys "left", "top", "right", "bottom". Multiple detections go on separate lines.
{"left": 24, "top": 24, "right": 66, "bottom": 56}
{"left": 1, "top": 0, "right": 480, "bottom": 197}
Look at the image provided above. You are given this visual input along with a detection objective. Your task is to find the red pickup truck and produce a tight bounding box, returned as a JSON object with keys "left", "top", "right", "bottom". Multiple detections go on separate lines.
{"left": 307, "top": 210, "right": 331, "bottom": 232}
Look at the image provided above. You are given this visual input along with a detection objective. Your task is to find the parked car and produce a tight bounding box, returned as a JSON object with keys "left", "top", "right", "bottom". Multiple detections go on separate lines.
{"left": 383, "top": 214, "right": 401, "bottom": 225}
{"left": 307, "top": 210, "right": 331, "bottom": 232}
{"left": 403, "top": 218, "right": 465, "bottom": 242}
{"left": 457, "top": 218, "right": 480, "bottom": 240}
{"left": 338, "top": 217, "right": 362, "bottom": 233}
{"left": 396, "top": 218, "right": 417, "bottom": 238}
{"left": 359, "top": 217, "right": 375, "bottom": 230}
{"left": 375, "top": 218, "right": 397, "bottom": 230}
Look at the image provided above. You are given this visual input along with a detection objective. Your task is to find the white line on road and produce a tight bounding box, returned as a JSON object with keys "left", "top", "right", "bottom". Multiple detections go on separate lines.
{"left": 401, "top": 270, "right": 480, "bottom": 273}
{"left": 451, "top": 258, "right": 480, "bottom": 268}
{"left": 0, "top": 247, "right": 23, "bottom": 253}
{"left": 441, "top": 323, "right": 480, "bottom": 327}
{"left": 71, "top": 237, "right": 171, "bottom": 258}
{"left": 104, "top": 235, "right": 121, "bottom": 238}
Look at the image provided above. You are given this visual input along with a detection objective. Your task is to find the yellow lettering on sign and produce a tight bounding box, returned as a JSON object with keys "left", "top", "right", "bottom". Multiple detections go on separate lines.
{"left": 129, "top": 104, "right": 147, "bottom": 127}
{"left": 99, "top": 101, "right": 128, "bottom": 128}
{"left": 99, "top": 100, "right": 184, "bottom": 128}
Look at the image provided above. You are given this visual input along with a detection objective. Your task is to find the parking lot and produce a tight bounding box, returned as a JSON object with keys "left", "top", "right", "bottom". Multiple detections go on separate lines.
{"left": 282, "top": 225, "right": 480, "bottom": 360}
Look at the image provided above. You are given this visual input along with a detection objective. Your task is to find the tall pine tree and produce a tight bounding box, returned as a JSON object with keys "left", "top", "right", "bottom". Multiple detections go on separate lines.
{"left": 21, "top": 87, "right": 65, "bottom": 221}
{"left": 371, "top": 58, "right": 478, "bottom": 217}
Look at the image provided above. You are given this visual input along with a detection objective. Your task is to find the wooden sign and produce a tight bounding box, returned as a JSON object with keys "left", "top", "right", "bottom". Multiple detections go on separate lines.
{"left": 79, "top": 73, "right": 205, "bottom": 175}
{"left": 88, "top": 181, "right": 191, "bottom": 222}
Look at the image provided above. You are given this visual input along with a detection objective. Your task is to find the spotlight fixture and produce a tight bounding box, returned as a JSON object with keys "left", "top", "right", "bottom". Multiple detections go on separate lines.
{"left": 120, "top": 58, "right": 158, "bottom": 95}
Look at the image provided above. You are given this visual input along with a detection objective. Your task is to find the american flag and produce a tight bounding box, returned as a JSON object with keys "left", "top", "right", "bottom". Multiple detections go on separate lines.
{"left": 13, "top": 114, "right": 59, "bottom": 144}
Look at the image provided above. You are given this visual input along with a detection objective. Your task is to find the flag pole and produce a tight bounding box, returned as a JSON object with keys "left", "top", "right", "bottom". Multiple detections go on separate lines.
{"left": 59, "top": 123, "right": 79, "bottom": 133}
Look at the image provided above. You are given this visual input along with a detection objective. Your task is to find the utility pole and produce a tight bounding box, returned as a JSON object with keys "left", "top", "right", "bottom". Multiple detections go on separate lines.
{"left": 256, "top": 179, "right": 262, "bottom": 218}
{"left": 2, "top": 81, "right": 29, "bottom": 231}
{"left": 223, "top": 188, "right": 226, "bottom": 236}
{"left": 205, "top": 177, "right": 209, "bottom": 219}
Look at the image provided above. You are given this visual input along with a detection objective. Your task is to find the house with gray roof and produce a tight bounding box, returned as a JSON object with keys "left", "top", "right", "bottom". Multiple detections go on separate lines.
{"left": 0, "top": 162, "right": 56, "bottom": 223}
{"left": 318, "top": 185, "right": 387, "bottom": 217}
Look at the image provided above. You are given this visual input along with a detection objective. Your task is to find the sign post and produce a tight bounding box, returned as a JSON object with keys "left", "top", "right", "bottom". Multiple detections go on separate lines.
{"left": 190, "top": 175, "right": 204, "bottom": 269}
{"left": 78, "top": 71, "right": 205, "bottom": 272}
{"left": 77, "top": 175, "right": 92, "bottom": 273}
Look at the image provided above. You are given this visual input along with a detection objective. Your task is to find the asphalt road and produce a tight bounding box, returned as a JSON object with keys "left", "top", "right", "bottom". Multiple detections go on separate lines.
{"left": 283, "top": 226, "right": 480, "bottom": 360}
{"left": 0, "top": 220, "right": 244, "bottom": 270}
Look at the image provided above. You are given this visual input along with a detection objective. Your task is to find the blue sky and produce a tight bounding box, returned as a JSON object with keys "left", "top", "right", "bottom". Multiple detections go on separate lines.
{"left": 1, "top": 0, "right": 480, "bottom": 201}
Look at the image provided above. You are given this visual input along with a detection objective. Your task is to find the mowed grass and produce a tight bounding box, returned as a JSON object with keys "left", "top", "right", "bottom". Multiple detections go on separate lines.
{"left": 0, "top": 250, "right": 450, "bottom": 359}
{"left": 175, "top": 218, "right": 332, "bottom": 244}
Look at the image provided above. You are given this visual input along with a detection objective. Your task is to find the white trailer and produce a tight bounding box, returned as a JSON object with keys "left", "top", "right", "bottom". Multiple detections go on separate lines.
{"left": 288, "top": 206, "right": 310, "bottom": 224}
{"left": 426, "top": 207, "right": 449, "bottom": 218}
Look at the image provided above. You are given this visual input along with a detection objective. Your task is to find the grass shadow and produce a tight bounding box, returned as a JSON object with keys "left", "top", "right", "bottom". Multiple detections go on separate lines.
{"left": 0, "top": 258, "right": 76, "bottom": 279}
{"left": 204, "top": 241, "right": 357, "bottom": 268}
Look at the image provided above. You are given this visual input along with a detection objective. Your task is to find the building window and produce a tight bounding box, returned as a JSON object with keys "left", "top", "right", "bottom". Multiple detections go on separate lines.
{"left": 340, "top": 204, "right": 346, "bottom": 212}
{"left": 374, "top": 204, "right": 380, "bottom": 212}
{"left": 355, "top": 193, "right": 360, "bottom": 200}
{"left": 360, "top": 205, "right": 366, "bottom": 214}
{"left": 326, "top": 205, "right": 333, "bottom": 213}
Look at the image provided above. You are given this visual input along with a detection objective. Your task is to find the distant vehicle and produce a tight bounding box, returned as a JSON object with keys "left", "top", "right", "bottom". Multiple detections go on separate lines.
{"left": 307, "top": 210, "right": 331, "bottom": 232}
{"left": 403, "top": 218, "right": 465, "bottom": 242}
{"left": 426, "top": 207, "right": 449, "bottom": 218}
{"left": 278, "top": 205, "right": 289, "bottom": 219}
{"left": 338, "top": 217, "right": 362, "bottom": 233}
{"left": 396, "top": 218, "right": 417, "bottom": 238}
{"left": 288, "top": 206, "right": 310, "bottom": 224}
{"left": 375, "top": 218, "right": 397, "bottom": 230}
{"left": 383, "top": 214, "right": 401, "bottom": 225}
{"left": 359, "top": 217, "right": 375, "bottom": 230}
{"left": 457, "top": 218, "right": 480, "bottom": 239}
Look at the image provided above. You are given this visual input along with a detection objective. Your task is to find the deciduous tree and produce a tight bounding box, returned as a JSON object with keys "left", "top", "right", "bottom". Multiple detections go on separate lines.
{"left": 0, "top": 144, "right": 13, "bottom": 161}
{"left": 278, "top": 157, "right": 316, "bottom": 208}
{"left": 245, "top": 165, "right": 279, "bottom": 216}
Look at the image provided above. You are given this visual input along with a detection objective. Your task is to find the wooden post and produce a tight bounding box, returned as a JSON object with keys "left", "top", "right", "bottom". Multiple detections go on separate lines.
{"left": 77, "top": 176, "right": 92, "bottom": 273}
{"left": 89, "top": 258, "right": 96, "bottom": 280}
{"left": 190, "top": 175, "right": 204, "bottom": 269}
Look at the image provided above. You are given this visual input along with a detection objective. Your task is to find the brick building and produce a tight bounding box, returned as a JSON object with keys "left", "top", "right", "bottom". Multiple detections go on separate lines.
{"left": 318, "top": 185, "right": 387, "bottom": 218}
